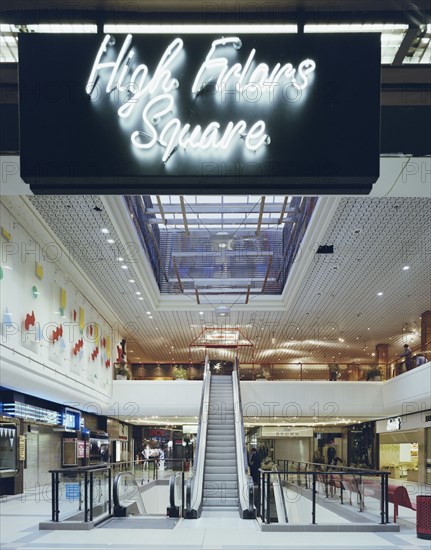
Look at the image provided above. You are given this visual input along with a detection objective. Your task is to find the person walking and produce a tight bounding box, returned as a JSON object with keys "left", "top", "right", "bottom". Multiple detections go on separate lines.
{"left": 249, "top": 447, "right": 262, "bottom": 485}
{"left": 401, "top": 344, "right": 413, "bottom": 371}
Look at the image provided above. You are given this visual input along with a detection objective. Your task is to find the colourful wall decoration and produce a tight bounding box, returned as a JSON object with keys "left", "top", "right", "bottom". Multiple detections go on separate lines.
{"left": 32, "top": 285, "right": 39, "bottom": 298}
{"left": 73, "top": 338, "right": 84, "bottom": 356}
{"left": 52, "top": 324, "right": 63, "bottom": 343}
{"left": 91, "top": 346, "right": 99, "bottom": 361}
{"left": 24, "top": 311, "right": 35, "bottom": 331}
{"left": 60, "top": 287, "right": 67, "bottom": 310}
{"left": 1, "top": 227, "right": 11, "bottom": 241}
{"left": 79, "top": 307, "right": 84, "bottom": 333}
{"left": 35, "top": 262, "right": 43, "bottom": 280}
{"left": 106, "top": 336, "right": 111, "bottom": 360}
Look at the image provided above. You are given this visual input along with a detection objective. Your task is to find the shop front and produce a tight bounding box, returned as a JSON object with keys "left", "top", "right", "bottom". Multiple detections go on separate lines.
{"left": 376, "top": 411, "right": 431, "bottom": 484}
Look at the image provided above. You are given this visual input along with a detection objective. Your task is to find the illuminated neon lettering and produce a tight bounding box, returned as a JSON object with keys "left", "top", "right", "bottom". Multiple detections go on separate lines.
{"left": 193, "top": 37, "right": 316, "bottom": 96}
{"left": 86, "top": 34, "right": 316, "bottom": 162}
{"left": 130, "top": 93, "right": 268, "bottom": 162}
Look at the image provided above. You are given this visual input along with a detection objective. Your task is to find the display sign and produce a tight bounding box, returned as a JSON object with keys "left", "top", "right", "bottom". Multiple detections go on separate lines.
{"left": 77, "top": 440, "right": 90, "bottom": 459}
{"left": 63, "top": 408, "right": 81, "bottom": 431}
{"left": 19, "top": 33, "right": 380, "bottom": 194}
{"left": 386, "top": 417, "right": 402, "bottom": 432}
{"left": 261, "top": 426, "right": 314, "bottom": 437}
{"left": 18, "top": 435, "right": 26, "bottom": 461}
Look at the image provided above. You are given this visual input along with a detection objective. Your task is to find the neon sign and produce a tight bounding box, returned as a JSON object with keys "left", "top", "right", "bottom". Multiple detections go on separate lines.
{"left": 86, "top": 34, "right": 316, "bottom": 163}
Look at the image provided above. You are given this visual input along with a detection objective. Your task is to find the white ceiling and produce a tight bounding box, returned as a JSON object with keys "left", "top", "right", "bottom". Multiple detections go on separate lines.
{"left": 23, "top": 192, "right": 431, "bottom": 367}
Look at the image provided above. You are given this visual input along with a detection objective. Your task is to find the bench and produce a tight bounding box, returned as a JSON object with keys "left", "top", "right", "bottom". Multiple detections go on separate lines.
{"left": 388, "top": 485, "right": 416, "bottom": 522}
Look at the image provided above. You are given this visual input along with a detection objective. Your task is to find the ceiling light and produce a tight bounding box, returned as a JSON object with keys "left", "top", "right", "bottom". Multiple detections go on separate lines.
{"left": 129, "top": 279, "right": 135, "bottom": 283}
{"left": 377, "top": 292, "right": 383, "bottom": 296}
{"left": 101, "top": 228, "right": 110, "bottom": 234}
{"left": 138, "top": 297, "right": 144, "bottom": 301}
{"left": 121, "top": 265, "right": 128, "bottom": 270}
{"left": 403, "top": 266, "right": 410, "bottom": 270}
{"left": 146, "top": 311, "right": 151, "bottom": 315}
{"left": 106, "top": 238, "right": 115, "bottom": 244}
{"left": 199, "top": 311, "right": 204, "bottom": 315}
{"left": 149, "top": 316, "right": 153, "bottom": 319}
{"left": 117, "top": 256, "right": 124, "bottom": 262}
{"left": 136, "top": 291, "right": 141, "bottom": 295}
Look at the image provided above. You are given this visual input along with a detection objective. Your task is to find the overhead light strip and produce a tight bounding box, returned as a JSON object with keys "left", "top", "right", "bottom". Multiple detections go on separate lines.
{"left": 104, "top": 24, "right": 298, "bottom": 34}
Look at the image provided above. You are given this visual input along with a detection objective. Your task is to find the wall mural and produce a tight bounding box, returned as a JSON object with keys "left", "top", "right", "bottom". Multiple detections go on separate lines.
{"left": 0, "top": 202, "right": 113, "bottom": 392}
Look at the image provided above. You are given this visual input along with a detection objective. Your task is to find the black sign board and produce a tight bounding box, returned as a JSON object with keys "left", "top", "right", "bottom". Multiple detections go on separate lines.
{"left": 19, "top": 33, "right": 380, "bottom": 194}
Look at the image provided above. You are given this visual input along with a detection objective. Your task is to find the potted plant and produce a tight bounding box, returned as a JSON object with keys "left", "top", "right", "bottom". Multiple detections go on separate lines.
{"left": 172, "top": 365, "right": 188, "bottom": 380}
{"left": 366, "top": 364, "right": 381, "bottom": 381}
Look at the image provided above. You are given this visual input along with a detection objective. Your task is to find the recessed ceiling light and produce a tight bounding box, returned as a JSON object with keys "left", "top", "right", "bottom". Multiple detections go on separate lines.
{"left": 117, "top": 256, "right": 124, "bottom": 262}
{"left": 121, "top": 265, "right": 128, "bottom": 270}
{"left": 146, "top": 311, "right": 151, "bottom": 315}
{"left": 101, "top": 228, "right": 110, "bottom": 234}
{"left": 138, "top": 297, "right": 144, "bottom": 301}
{"left": 377, "top": 292, "right": 383, "bottom": 296}
{"left": 136, "top": 291, "right": 141, "bottom": 295}
{"left": 106, "top": 238, "right": 115, "bottom": 244}
{"left": 149, "top": 316, "right": 153, "bottom": 319}
{"left": 403, "top": 265, "right": 410, "bottom": 270}
{"left": 199, "top": 311, "right": 204, "bottom": 315}
{"left": 128, "top": 279, "right": 135, "bottom": 283}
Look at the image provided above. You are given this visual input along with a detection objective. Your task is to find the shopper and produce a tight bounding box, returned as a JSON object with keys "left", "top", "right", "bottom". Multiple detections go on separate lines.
{"left": 400, "top": 344, "right": 413, "bottom": 371}
{"left": 249, "top": 447, "right": 262, "bottom": 485}
{"left": 328, "top": 363, "right": 339, "bottom": 381}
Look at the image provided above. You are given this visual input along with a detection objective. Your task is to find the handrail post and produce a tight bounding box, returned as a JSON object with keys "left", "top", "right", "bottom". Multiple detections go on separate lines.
{"left": 181, "top": 471, "right": 184, "bottom": 516}
{"left": 266, "top": 472, "right": 271, "bottom": 525}
{"left": 51, "top": 472, "right": 56, "bottom": 522}
{"left": 384, "top": 473, "right": 389, "bottom": 523}
{"left": 84, "top": 471, "right": 88, "bottom": 522}
{"left": 261, "top": 472, "right": 265, "bottom": 520}
{"left": 312, "top": 472, "right": 316, "bottom": 524}
{"left": 89, "top": 472, "right": 94, "bottom": 522}
{"left": 108, "top": 468, "right": 112, "bottom": 516}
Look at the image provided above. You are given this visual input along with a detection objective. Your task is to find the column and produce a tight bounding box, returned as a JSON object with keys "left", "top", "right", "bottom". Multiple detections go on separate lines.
{"left": 375, "top": 343, "right": 389, "bottom": 379}
{"left": 421, "top": 311, "right": 431, "bottom": 353}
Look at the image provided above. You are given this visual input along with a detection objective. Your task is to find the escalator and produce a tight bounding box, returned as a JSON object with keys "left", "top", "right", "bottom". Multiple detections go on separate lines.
{"left": 104, "top": 471, "right": 179, "bottom": 529}
{"left": 184, "top": 356, "right": 255, "bottom": 519}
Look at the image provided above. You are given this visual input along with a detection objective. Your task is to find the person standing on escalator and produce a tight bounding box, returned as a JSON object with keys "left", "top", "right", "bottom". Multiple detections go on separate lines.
{"left": 249, "top": 447, "right": 262, "bottom": 485}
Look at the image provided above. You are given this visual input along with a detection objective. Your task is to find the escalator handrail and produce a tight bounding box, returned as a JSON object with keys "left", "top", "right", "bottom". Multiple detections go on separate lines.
{"left": 273, "top": 465, "right": 289, "bottom": 523}
{"left": 192, "top": 355, "right": 210, "bottom": 474}
{"left": 186, "top": 355, "right": 211, "bottom": 515}
{"left": 169, "top": 472, "right": 183, "bottom": 509}
{"left": 232, "top": 359, "right": 255, "bottom": 517}
{"left": 233, "top": 358, "right": 250, "bottom": 475}
{"left": 113, "top": 471, "right": 146, "bottom": 515}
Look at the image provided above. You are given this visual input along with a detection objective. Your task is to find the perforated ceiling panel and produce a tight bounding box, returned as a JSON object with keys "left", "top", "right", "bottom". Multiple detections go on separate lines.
{"left": 27, "top": 195, "right": 431, "bottom": 366}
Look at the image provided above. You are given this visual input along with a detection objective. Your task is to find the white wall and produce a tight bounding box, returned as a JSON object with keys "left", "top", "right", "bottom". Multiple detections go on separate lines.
{"left": 0, "top": 201, "right": 114, "bottom": 407}
{"left": 109, "top": 366, "right": 430, "bottom": 420}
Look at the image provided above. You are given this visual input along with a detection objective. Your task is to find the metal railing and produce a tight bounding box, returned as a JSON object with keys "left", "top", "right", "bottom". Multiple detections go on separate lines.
{"left": 49, "top": 464, "right": 111, "bottom": 524}
{"left": 259, "top": 465, "right": 390, "bottom": 526}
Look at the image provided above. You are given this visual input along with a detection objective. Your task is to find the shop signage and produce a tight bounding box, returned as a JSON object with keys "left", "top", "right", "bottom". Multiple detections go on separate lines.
{"left": 18, "top": 32, "right": 380, "bottom": 194}
{"left": 63, "top": 408, "right": 81, "bottom": 431}
{"left": 18, "top": 435, "right": 26, "bottom": 461}
{"left": 386, "top": 417, "right": 402, "bottom": 431}
{"left": 261, "top": 426, "right": 314, "bottom": 437}
{"left": 1, "top": 402, "right": 62, "bottom": 425}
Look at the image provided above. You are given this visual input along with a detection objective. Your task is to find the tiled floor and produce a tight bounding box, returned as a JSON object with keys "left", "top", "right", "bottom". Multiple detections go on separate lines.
{"left": 1, "top": 486, "right": 430, "bottom": 550}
